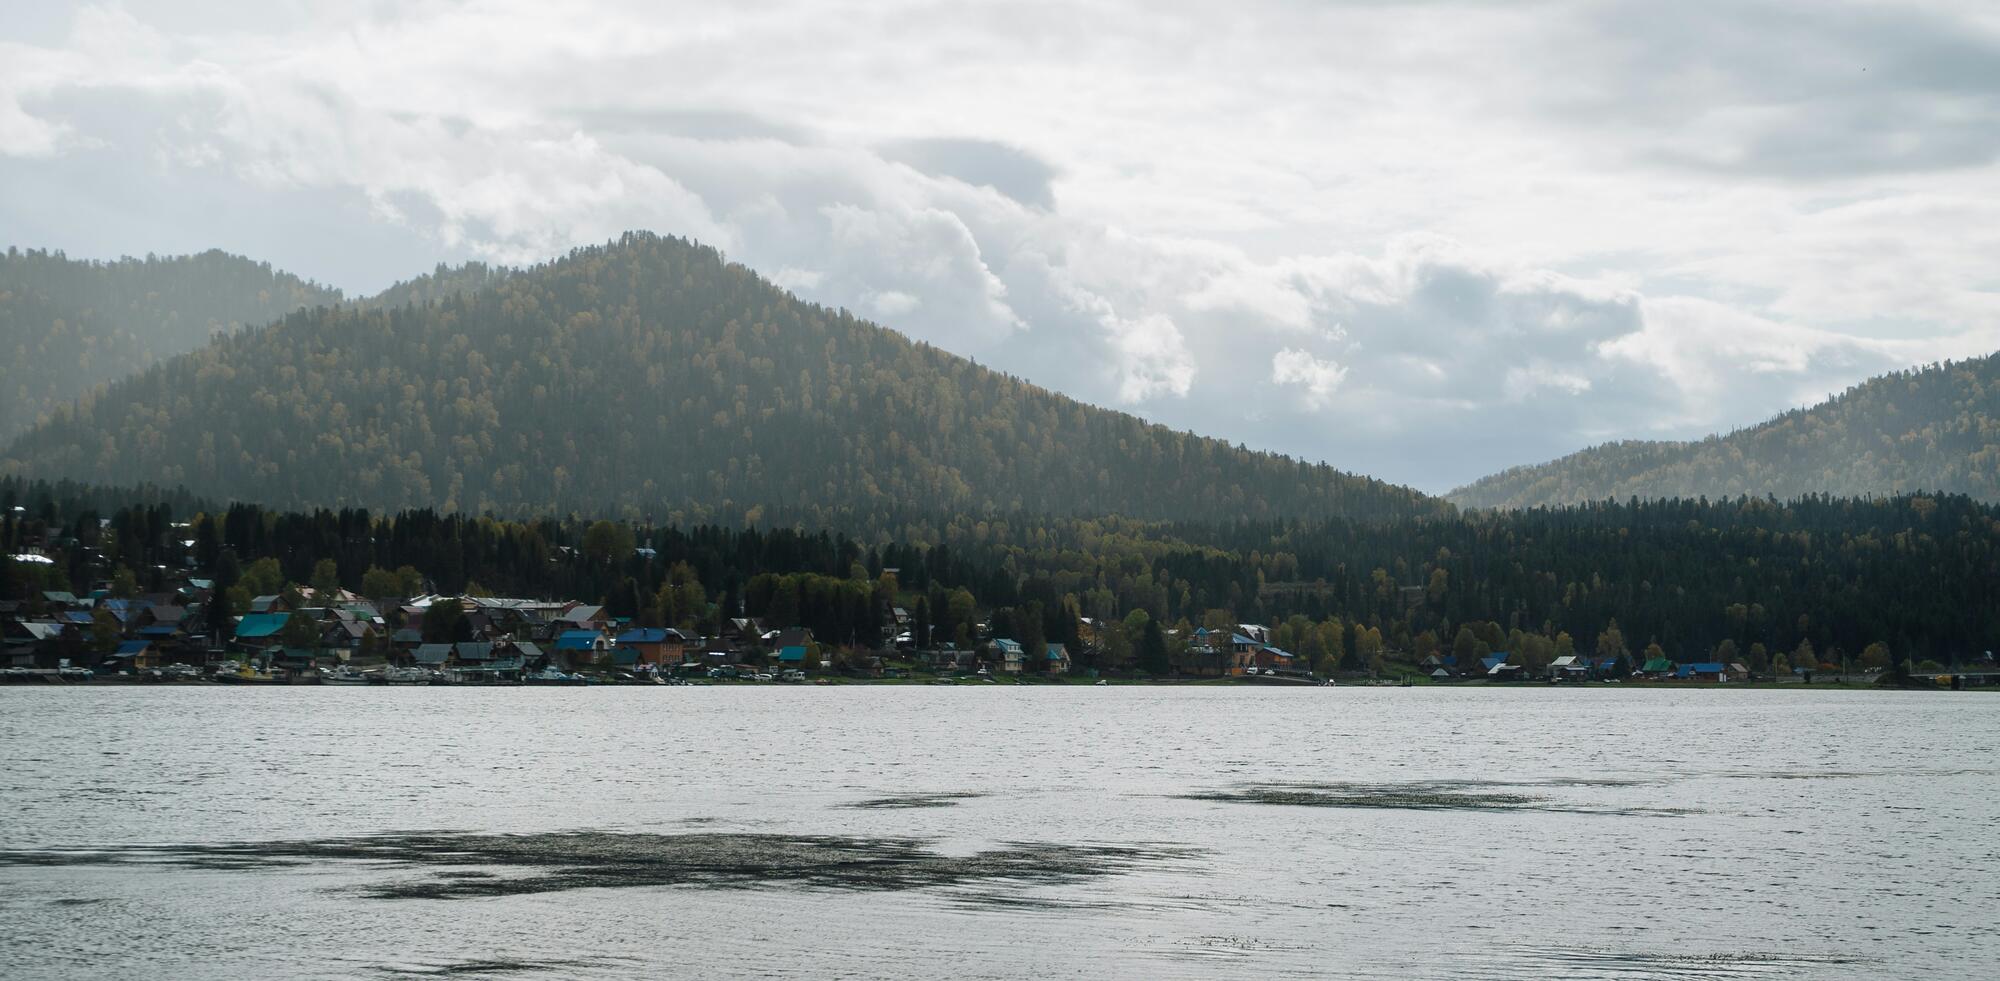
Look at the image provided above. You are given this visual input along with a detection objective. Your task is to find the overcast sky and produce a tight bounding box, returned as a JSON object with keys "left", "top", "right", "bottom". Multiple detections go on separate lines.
{"left": 5, "top": 1, "right": 1999, "bottom": 493}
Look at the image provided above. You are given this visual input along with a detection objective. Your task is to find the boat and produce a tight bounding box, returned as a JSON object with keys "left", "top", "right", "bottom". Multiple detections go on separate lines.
{"left": 381, "top": 665, "right": 433, "bottom": 685}
{"left": 524, "top": 666, "right": 587, "bottom": 686}
{"left": 211, "top": 664, "right": 275, "bottom": 684}
{"left": 320, "top": 667, "right": 372, "bottom": 685}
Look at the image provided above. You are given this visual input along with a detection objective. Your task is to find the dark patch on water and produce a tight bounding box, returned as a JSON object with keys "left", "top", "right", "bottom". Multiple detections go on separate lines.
{"left": 846, "top": 791, "right": 984, "bottom": 809}
{"left": 1178, "top": 780, "right": 1695, "bottom": 816}
{"left": 1488, "top": 943, "right": 1867, "bottom": 977}
{"left": 47, "top": 897, "right": 105, "bottom": 906}
{"left": 0, "top": 831, "right": 1200, "bottom": 902}
{"left": 378, "top": 956, "right": 627, "bottom": 976}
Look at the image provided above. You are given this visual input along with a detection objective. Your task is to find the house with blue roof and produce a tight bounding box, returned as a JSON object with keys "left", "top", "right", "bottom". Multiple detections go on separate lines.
{"left": 1254, "top": 645, "right": 1299, "bottom": 675}
{"left": 776, "top": 644, "right": 809, "bottom": 664}
{"left": 234, "top": 613, "right": 290, "bottom": 645}
{"left": 614, "top": 627, "right": 686, "bottom": 666}
{"left": 1046, "top": 643, "right": 1071, "bottom": 674}
{"left": 554, "top": 628, "right": 610, "bottom": 669}
{"left": 985, "top": 638, "right": 1024, "bottom": 674}
{"left": 111, "top": 639, "right": 158, "bottom": 670}
{"left": 1674, "top": 662, "right": 1731, "bottom": 682}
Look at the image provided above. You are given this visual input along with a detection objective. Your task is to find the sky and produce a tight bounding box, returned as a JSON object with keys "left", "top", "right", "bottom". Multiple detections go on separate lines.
{"left": 4, "top": 1, "right": 1999, "bottom": 493}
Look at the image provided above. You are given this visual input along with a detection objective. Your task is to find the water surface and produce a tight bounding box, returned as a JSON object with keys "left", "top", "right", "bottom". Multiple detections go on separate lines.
{"left": 1, "top": 686, "right": 1993, "bottom": 979}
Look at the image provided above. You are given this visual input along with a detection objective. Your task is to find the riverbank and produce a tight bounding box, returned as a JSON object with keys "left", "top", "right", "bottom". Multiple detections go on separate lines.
{"left": 5, "top": 666, "right": 1986, "bottom": 691}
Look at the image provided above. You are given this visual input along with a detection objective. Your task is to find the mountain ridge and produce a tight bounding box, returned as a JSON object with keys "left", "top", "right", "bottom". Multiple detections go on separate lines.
{"left": 1448, "top": 353, "right": 2000, "bottom": 508}
{"left": 0, "top": 248, "right": 346, "bottom": 441}
{"left": 1, "top": 232, "right": 1442, "bottom": 527}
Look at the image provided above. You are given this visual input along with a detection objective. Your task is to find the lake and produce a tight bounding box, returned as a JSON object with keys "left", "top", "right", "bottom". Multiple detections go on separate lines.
{"left": 0, "top": 686, "right": 1994, "bottom": 979}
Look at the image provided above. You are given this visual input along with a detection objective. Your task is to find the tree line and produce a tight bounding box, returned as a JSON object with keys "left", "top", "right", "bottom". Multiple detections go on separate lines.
{"left": 5, "top": 478, "right": 1993, "bottom": 678}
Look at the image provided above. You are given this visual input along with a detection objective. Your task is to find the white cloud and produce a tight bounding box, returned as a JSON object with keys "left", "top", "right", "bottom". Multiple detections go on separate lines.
{"left": 2, "top": 0, "right": 1997, "bottom": 492}
{"left": 1270, "top": 348, "right": 1347, "bottom": 408}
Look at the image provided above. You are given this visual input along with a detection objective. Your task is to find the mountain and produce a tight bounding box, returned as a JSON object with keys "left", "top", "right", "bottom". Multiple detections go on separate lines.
{"left": 355, "top": 261, "right": 512, "bottom": 312}
{"left": 1448, "top": 354, "right": 2000, "bottom": 509}
{"left": 0, "top": 248, "right": 343, "bottom": 441}
{"left": 0, "top": 232, "right": 1440, "bottom": 526}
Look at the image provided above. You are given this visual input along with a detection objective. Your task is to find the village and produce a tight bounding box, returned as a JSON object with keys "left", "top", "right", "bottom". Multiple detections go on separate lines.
{"left": 5, "top": 564, "right": 1939, "bottom": 686}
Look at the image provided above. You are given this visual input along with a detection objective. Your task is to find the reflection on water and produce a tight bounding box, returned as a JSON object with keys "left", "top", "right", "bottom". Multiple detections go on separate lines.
{"left": 0, "top": 686, "right": 1994, "bottom": 979}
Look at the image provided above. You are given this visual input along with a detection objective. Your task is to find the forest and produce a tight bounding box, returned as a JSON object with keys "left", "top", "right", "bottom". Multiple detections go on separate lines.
{"left": 0, "top": 248, "right": 342, "bottom": 442}
{"left": 0, "top": 233, "right": 1437, "bottom": 527}
{"left": 1449, "top": 354, "right": 2000, "bottom": 509}
{"left": 5, "top": 477, "right": 1992, "bottom": 679}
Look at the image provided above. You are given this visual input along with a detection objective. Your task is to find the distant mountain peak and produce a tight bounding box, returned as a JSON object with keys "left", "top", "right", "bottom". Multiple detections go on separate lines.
{"left": 1447, "top": 354, "right": 2000, "bottom": 508}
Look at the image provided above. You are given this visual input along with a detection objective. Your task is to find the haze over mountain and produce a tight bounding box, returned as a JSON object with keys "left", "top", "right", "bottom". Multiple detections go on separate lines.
{"left": 0, "top": 249, "right": 342, "bottom": 442}
{"left": 1448, "top": 354, "right": 2000, "bottom": 509}
{"left": 0, "top": 233, "right": 1439, "bottom": 527}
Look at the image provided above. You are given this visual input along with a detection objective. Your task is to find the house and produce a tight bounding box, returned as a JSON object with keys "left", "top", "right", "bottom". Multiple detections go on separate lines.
{"left": 509, "top": 641, "right": 547, "bottom": 671}
{"left": 1549, "top": 655, "right": 1590, "bottom": 681}
{"left": 322, "top": 619, "right": 375, "bottom": 655}
{"left": 233, "top": 613, "right": 291, "bottom": 648}
{"left": 557, "top": 604, "right": 611, "bottom": 632}
{"left": 918, "top": 644, "right": 971, "bottom": 673}
{"left": 718, "top": 618, "right": 769, "bottom": 649}
{"left": 1675, "top": 661, "right": 1729, "bottom": 682}
{"left": 1640, "top": 656, "right": 1676, "bottom": 677}
{"left": 776, "top": 644, "right": 809, "bottom": 667}
{"left": 986, "top": 638, "right": 1024, "bottom": 673}
{"left": 141, "top": 604, "right": 186, "bottom": 630}
{"left": 3, "top": 621, "right": 66, "bottom": 667}
{"left": 1223, "top": 634, "right": 1264, "bottom": 675}
{"left": 1045, "top": 643, "right": 1072, "bottom": 675}
{"left": 412, "top": 643, "right": 455, "bottom": 669}
{"left": 110, "top": 640, "right": 159, "bottom": 670}
{"left": 555, "top": 629, "right": 611, "bottom": 669}
{"left": 1254, "top": 645, "right": 1300, "bottom": 675}
{"left": 453, "top": 641, "right": 495, "bottom": 665}
{"left": 615, "top": 627, "right": 686, "bottom": 666}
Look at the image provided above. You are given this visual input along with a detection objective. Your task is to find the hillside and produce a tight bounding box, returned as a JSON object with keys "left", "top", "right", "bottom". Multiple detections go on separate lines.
{"left": 0, "top": 249, "right": 343, "bottom": 441}
{"left": 0, "top": 232, "right": 1440, "bottom": 526}
{"left": 1448, "top": 354, "right": 2000, "bottom": 509}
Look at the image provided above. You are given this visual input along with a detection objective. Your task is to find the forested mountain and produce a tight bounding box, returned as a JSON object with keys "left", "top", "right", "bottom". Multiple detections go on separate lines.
{"left": 354, "top": 261, "right": 512, "bottom": 313}
{"left": 0, "top": 233, "right": 1439, "bottom": 526}
{"left": 0, "top": 249, "right": 342, "bottom": 442}
{"left": 1448, "top": 354, "right": 2000, "bottom": 509}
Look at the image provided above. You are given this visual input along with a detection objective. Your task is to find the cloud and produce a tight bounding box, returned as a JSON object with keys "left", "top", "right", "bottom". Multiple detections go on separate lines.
{"left": 1271, "top": 349, "right": 1347, "bottom": 408}
{"left": 2, "top": 0, "right": 1997, "bottom": 493}
{"left": 880, "top": 138, "right": 1059, "bottom": 210}
{"left": 1561, "top": 0, "right": 2000, "bottom": 178}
